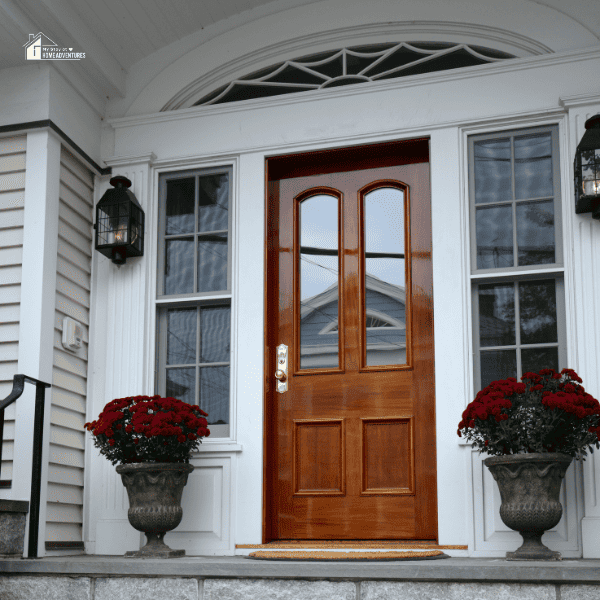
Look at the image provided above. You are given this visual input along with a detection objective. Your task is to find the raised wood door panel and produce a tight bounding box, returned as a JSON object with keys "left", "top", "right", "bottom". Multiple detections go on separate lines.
{"left": 265, "top": 146, "right": 436, "bottom": 540}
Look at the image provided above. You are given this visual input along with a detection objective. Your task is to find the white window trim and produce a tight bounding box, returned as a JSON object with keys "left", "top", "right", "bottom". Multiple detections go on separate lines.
{"left": 459, "top": 114, "right": 577, "bottom": 410}
{"left": 148, "top": 156, "right": 240, "bottom": 448}
{"left": 457, "top": 113, "right": 582, "bottom": 557}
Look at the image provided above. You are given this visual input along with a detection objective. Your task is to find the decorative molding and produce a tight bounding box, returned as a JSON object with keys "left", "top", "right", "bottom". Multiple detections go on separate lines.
{"left": 162, "top": 21, "right": 553, "bottom": 111}
{"left": 103, "top": 153, "right": 157, "bottom": 168}
{"left": 560, "top": 93, "right": 600, "bottom": 110}
{"left": 0, "top": 120, "right": 109, "bottom": 176}
{"left": 108, "top": 47, "right": 600, "bottom": 139}
{"left": 193, "top": 42, "right": 513, "bottom": 108}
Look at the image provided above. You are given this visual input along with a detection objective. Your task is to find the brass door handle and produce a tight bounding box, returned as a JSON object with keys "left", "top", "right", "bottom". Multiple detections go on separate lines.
{"left": 276, "top": 344, "right": 288, "bottom": 393}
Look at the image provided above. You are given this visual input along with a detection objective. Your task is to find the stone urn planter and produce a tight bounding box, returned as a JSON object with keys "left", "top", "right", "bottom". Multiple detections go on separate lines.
{"left": 116, "top": 462, "right": 194, "bottom": 558}
{"left": 484, "top": 453, "right": 572, "bottom": 560}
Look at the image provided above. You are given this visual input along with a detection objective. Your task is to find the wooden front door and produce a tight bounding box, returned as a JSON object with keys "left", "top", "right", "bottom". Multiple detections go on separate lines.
{"left": 265, "top": 140, "right": 437, "bottom": 540}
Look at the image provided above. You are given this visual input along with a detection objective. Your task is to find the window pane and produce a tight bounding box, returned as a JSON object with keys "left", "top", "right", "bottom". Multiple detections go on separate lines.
{"left": 478, "top": 283, "right": 515, "bottom": 347}
{"left": 480, "top": 350, "right": 517, "bottom": 388}
{"left": 519, "top": 280, "right": 557, "bottom": 345}
{"left": 514, "top": 133, "right": 553, "bottom": 200}
{"left": 476, "top": 205, "right": 513, "bottom": 269}
{"left": 200, "top": 366, "right": 230, "bottom": 425}
{"left": 474, "top": 138, "right": 512, "bottom": 205}
{"left": 521, "top": 347, "right": 559, "bottom": 375}
{"left": 198, "top": 173, "right": 229, "bottom": 232}
{"left": 166, "top": 178, "right": 195, "bottom": 235}
{"left": 165, "top": 238, "right": 194, "bottom": 294}
{"left": 197, "top": 234, "right": 228, "bottom": 292}
{"left": 201, "top": 306, "right": 231, "bottom": 363}
{"left": 167, "top": 308, "right": 196, "bottom": 365}
{"left": 166, "top": 368, "right": 195, "bottom": 406}
{"left": 364, "top": 187, "right": 406, "bottom": 366}
{"left": 300, "top": 194, "right": 339, "bottom": 369}
{"left": 516, "top": 200, "right": 555, "bottom": 266}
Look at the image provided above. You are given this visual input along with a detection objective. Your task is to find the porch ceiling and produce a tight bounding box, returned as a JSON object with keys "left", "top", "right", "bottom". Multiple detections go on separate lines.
{"left": 0, "top": 0, "right": 599, "bottom": 105}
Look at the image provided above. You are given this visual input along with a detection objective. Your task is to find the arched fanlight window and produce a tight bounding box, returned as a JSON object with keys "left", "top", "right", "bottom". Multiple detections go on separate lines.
{"left": 194, "top": 41, "right": 514, "bottom": 106}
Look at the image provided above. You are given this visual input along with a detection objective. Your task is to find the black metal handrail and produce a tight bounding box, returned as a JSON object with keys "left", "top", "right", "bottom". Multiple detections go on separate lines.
{"left": 0, "top": 374, "right": 51, "bottom": 558}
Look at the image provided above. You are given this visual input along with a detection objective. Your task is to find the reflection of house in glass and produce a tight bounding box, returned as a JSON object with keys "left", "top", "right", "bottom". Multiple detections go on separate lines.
{"left": 478, "top": 294, "right": 514, "bottom": 347}
{"left": 300, "top": 274, "right": 406, "bottom": 368}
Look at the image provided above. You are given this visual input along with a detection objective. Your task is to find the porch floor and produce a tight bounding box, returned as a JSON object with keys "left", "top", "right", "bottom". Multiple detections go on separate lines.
{"left": 1, "top": 554, "right": 600, "bottom": 582}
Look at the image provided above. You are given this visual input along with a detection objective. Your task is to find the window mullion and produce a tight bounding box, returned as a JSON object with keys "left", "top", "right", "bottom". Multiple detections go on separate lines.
{"left": 196, "top": 306, "right": 201, "bottom": 408}
{"left": 510, "top": 136, "right": 518, "bottom": 269}
{"left": 514, "top": 281, "right": 522, "bottom": 377}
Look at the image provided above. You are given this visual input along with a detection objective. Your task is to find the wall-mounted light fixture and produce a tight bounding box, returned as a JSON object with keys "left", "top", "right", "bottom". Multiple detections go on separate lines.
{"left": 94, "top": 176, "right": 144, "bottom": 265}
{"left": 574, "top": 114, "right": 600, "bottom": 219}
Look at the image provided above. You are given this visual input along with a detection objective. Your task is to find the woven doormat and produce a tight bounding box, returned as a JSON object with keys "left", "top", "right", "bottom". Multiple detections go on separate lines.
{"left": 246, "top": 550, "right": 450, "bottom": 561}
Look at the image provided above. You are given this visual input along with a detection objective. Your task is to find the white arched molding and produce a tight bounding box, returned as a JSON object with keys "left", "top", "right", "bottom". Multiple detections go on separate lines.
{"left": 162, "top": 22, "right": 550, "bottom": 112}
{"left": 85, "top": 153, "right": 156, "bottom": 555}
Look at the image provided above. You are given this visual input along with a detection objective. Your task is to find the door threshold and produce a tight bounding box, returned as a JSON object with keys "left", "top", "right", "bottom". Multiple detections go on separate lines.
{"left": 235, "top": 541, "right": 468, "bottom": 557}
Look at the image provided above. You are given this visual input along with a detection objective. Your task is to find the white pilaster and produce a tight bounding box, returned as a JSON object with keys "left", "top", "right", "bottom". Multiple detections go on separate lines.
{"left": 14, "top": 129, "right": 61, "bottom": 556}
{"left": 560, "top": 95, "right": 600, "bottom": 558}
{"left": 85, "top": 154, "right": 155, "bottom": 555}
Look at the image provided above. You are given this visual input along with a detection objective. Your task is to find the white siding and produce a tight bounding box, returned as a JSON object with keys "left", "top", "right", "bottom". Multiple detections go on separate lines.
{"left": 46, "top": 148, "right": 93, "bottom": 544}
{"left": 0, "top": 136, "right": 25, "bottom": 488}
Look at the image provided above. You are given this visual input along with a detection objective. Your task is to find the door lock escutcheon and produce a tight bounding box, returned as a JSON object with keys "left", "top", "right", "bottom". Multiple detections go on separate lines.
{"left": 275, "top": 344, "right": 288, "bottom": 393}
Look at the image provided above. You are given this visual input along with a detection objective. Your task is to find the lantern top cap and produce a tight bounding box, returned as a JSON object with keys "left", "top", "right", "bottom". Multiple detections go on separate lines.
{"left": 109, "top": 175, "right": 132, "bottom": 188}
{"left": 584, "top": 114, "right": 600, "bottom": 130}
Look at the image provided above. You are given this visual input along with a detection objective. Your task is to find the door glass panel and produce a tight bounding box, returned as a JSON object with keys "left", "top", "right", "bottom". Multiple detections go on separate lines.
{"left": 364, "top": 187, "right": 407, "bottom": 366}
{"left": 299, "top": 194, "right": 339, "bottom": 369}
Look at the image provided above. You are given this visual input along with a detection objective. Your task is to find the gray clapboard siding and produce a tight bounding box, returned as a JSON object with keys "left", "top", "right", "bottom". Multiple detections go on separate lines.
{"left": 0, "top": 135, "right": 25, "bottom": 487}
{"left": 46, "top": 148, "right": 93, "bottom": 548}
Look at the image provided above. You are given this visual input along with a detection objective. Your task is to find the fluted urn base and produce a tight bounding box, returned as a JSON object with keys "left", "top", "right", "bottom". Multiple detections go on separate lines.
{"left": 484, "top": 453, "right": 572, "bottom": 561}
{"left": 116, "top": 462, "right": 194, "bottom": 559}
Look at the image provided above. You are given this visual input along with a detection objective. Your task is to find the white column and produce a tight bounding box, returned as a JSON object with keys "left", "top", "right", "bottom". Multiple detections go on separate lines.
{"left": 234, "top": 152, "right": 265, "bottom": 545}
{"left": 560, "top": 96, "right": 600, "bottom": 558}
{"left": 14, "top": 129, "right": 61, "bottom": 556}
{"left": 429, "top": 127, "right": 471, "bottom": 549}
{"left": 85, "top": 154, "right": 155, "bottom": 555}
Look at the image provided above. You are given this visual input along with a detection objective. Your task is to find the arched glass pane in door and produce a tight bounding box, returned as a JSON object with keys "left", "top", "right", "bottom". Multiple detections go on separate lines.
{"left": 363, "top": 186, "right": 407, "bottom": 366}
{"left": 299, "top": 193, "right": 340, "bottom": 370}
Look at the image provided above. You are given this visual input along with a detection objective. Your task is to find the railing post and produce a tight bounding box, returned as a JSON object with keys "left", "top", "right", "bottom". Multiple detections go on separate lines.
{"left": 28, "top": 380, "right": 50, "bottom": 559}
{"left": 0, "top": 375, "right": 51, "bottom": 559}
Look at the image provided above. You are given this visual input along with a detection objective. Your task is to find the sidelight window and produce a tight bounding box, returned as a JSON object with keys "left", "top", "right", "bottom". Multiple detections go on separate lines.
{"left": 468, "top": 125, "right": 566, "bottom": 389}
{"left": 156, "top": 167, "right": 233, "bottom": 438}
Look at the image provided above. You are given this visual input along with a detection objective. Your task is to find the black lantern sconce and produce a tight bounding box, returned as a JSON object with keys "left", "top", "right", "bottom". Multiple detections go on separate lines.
{"left": 94, "top": 176, "right": 144, "bottom": 265}
{"left": 574, "top": 114, "right": 600, "bottom": 220}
